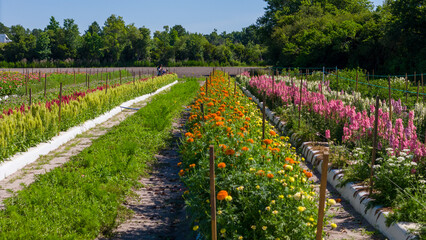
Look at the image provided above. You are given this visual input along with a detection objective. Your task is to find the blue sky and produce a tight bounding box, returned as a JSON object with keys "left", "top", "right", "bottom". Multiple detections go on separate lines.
{"left": 0, "top": 0, "right": 384, "bottom": 34}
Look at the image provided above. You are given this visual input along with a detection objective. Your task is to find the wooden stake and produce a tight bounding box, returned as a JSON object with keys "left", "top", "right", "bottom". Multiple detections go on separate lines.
{"left": 388, "top": 76, "right": 392, "bottom": 120}
{"left": 372, "top": 69, "right": 375, "bottom": 80}
{"left": 316, "top": 151, "right": 329, "bottom": 240}
{"left": 88, "top": 74, "right": 90, "bottom": 90}
{"left": 262, "top": 93, "right": 266, "bottom": 140}
{"left": 209, "top": 145, "right": 217, "bottom": 240}
{"left": 44, "top": 73, "right": 47, "bottom": 97}
{"left": 369, "top": 96, "right": 380, "bottom": 196}
{"left": 106, "top": 75, "right": 108, "bottom": 94}
{"left": 133, "top": 73, "right": 135, "bottom": 85}
{"left": 416, "top": 81, "right": 420, "bottom": 103}
{"left": 356, "top": 71, "right": 358, "bottom": 92}
{"left": 29, "top": 88, "right": 32, "bottom": 106}
{"left": 206, "top": 77, "right": 208, "bottom": 96}
{"left": 298, "top": 73, "right": 303, "bottom": 128}
{"left": 120, "top": 70, "right": 122, "bottom": 84}
{"left": 58, "top": 83, "right": 63, "bottom": 134}
{"left": 201, "top": 103, "right": 204, "bottom": 120}
{"left": 405, "top": 73, "right": 408, "bottom": 104}
{"left": 234, "top": 79, "right": 237, "bottom": 96}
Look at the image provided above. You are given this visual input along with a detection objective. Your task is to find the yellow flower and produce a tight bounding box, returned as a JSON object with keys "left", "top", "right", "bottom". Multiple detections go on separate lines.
{"left": 293, "top": 192, "right": 303, "bottom": 201}
{"left": 284, "top": 165, "right": 293, "bottom": 171}
{"left": 265, "top": 206, "right": 271, "bottom": 211}
{"left": 270, "top": 200, "right": 276, "bottom": 204}
{"left": 237, "top": 186, "right": 244, "bottom": 191}
{"left": 262, "top": 226, "right": 267, "bottom": 231}
{"left": 278, "top": 195, "right": 284, "bottom": 199}
{"left": 328, "top": 199, "right": 337, "bottom": 205}
{"left": 256, "top": 185, "right": 260, "bottom": 189}
{"left": 297, "top": 206, "right": 306, "bottom": 212}
{"left": 248, "top": 157, "right": 254, "bottom": 161}
{"left": 220, "top": 229, "right": 226, "bottom": 234}
{"left": 288, "top": 177, "right": 295, "bottom": 183}
{"left": 238, "top": 236, "right": 243, "bottom": 240}
{"left": 331, "top": 223, "right": 337, "bottom": 229}
{"left": 308, "top": 217, "right": 315, "bottom": 222}
{"left": 225, "top": 196, "right": 233, "bottom": 202}
{"left": 218, "top": 210, "right": 222, "bottom": 215}
{"left": 251, "top": 225, "right": 256, "bottom": 230}
{"left": 249, "top": 168, "right": 256, "bottom": 172}
{"left": 272, "top": 210, "right": 278, "bottom": 214}
{"left": 193, "top": 225, "right": 199, "bottom": 231}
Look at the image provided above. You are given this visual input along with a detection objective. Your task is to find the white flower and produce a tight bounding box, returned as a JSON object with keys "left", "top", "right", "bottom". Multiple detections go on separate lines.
{"left": 410, "top": 162, "right": 418, "bottom": 166}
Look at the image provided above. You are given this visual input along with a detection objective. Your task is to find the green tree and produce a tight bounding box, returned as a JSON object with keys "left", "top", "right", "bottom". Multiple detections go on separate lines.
{"left": 35, "top": 31, "right": 51, "bottom": 60}
{"left": 102, "top": 14, "right": 127, "bottom": 63}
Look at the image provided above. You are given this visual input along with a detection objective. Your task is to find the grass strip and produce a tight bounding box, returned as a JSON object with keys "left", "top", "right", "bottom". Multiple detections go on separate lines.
{"left": 0, "top": 78, "right": 201, "bottom": 239}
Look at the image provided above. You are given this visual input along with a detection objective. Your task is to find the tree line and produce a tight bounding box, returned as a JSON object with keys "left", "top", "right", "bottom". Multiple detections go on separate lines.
{"left": 0, "top": 0, "right": 425, "bottom": 74}
{"left": 0, "top": 15, "right": 265, "bottom": 67}
{"left": 257, "top": 0, "right": 425, "bottom": 74}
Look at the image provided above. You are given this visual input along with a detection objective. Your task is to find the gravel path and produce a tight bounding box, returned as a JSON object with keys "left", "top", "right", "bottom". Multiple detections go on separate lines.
{"left": 300, "top": 160, "right": 386, "bottom": 240}
{"left": 100, "top": 113, "right": 193, "bottom": 240}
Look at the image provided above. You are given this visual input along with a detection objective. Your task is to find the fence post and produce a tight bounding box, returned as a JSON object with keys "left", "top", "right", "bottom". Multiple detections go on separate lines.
{"left": 44, "top": 73, "right": 47, "bottom": 97}
{"left": 209, "top": 145, "right": 217, "bottom": 240}
{"left": 29, "top": 88, "right": 32, "bottom": 106}
{"left": 106, "top": 75, "right": 108, "bottom": 94}
{"left": 369, "top": 96, "right": 380, "bottom": 196}
{"left": 356, "top": 71, "right": 358, "bottom": 92}
{"left": 388, "top": 76, "right": 392, "bottom": 120}
{"left": 262, "top": 93, "right": 266, "bottom": 140}
{"left": 405, "top": 73, "right": 408, "bottom": 104}
{"left": 88, "top": 74, "right": 90, "bottom": 90}
{"left": 316, "top": 151, "right": 329, "bottom": 240}
{"left": 206, "top": 77, "right": 208, "bottom": 96}
{"left": 298, "top": 72, "right": 303, "bottom": 128}
{"left": 201, "top": 103, "right": 204, "bottom": 120}
{"left": 58, "top": 83, "right": 63, "bottom": 135}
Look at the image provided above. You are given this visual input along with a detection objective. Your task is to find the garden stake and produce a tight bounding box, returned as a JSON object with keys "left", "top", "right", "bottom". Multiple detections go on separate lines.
{"left": 88, "top": 75, "right": 90, "bottom": 90}
{"left": 316, "top": 151, "right": 329, "bottom": 240}
{"left": 39, "top": 71, "right": 41, "bottom": 83}
{"left": 209, "top": 145, "right": 217, "bottom": 240}
{"left": 58, "top": 83, "right": 63, "bottom": 135}
{"left": 133, "top": 74, "right": 135, "bottom": 85}
{"left": 262, "top": 93, "right": 266, "bottom": 140}
{"left": 416, "top": 81, "right": 420, "bottom": 103}
{"left": 388, "top": 76, "right": 392, "bottom": 120}
{"left": 29, "top": 88, "right": 32, "bottom": 106}
{"left": 119, "top": 70, "right": 122, "bottom": 84}
{"left": 206, "top": 77, "right": 208, "bottom": 96}
{"left": 25, "top": 73, "right": 28, "bottom": 95}
{"left": 372, "top": 69, "right": 375, "bottom": 80}
{"left": 234, "top": 78, "right": 237, "bottom": 96}
{"left": 356, "top": 71, "right": 358, "bottom": 92}
{"left": 106, "top": 75, "right": 108, "bottom": 94}
{"left": 228, "top": 76, "right": 230, "bottom": 89}
{"left": 201, "top": 103, "right": 204, "bottom": 120}
{"left": 369, "top": 96, "right": 380, "bottom": 196}
{"left": 86, "top": 72, "right": 88, "bottom": 87}
{"left": 405, "top": 73, "right": 408, "bottom": 104}
{"left": 44, "top": 74, "right": 47, "bottom": 97}
{"left": 298, "top": 73, "right": 303, "bottom": 128}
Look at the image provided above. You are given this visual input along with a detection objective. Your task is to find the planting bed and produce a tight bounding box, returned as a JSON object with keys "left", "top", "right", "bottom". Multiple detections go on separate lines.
{"left": 238, "top": 72, "right": 424, "bottom": 239}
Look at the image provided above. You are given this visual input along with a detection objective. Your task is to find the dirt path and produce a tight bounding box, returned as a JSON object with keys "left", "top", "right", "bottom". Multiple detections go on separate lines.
{"left": 100, "top": 112, "right": 193, "bottom": 240}
{"left": 0, "top": 98, "right": 151, "bottom": 209}
{"left": 300, "top": 157, "right": 386, "bottom": 240}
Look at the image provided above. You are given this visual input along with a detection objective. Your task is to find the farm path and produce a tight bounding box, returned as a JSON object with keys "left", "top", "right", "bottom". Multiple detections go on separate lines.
{"left": 0, "top": 98, "right": 150, "bottom": 209}
{"left": 100, "top": 112, "right": 192, "bottom": 240}
{"left": 300, "top": 159, "right": 386, "bottom": 240}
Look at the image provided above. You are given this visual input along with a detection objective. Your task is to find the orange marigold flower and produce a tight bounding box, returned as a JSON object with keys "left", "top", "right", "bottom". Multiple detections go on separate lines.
{"left": 189, "top": 164, "right": 196, "bottom": 168}
{"left": 285, "top": 157, "right": 295, "bottom": 164}
{"left": 185, "top": 132, "right": 193, "bottom": 137}
{"left": 216, "top": 121, "right": 225, "bottom": 126}
{"left": 207, "top": 102, "right": 214, "bottom": 106}
{"left": 177, "top": 162, "right": 182, "bottom": 166}
{"left": 245, "top": 117, "right": 251, "bottom": 121}
{"left": 225, "top": 149, "right": 235, "bottom": 155}
{"left": 226, "top": 127, "right": 232, "bottom": 132}
{"left": 256, "top": 170, "right": 265, "bottom": 176}
{"left": 218, "top": 162, "right": 226, "bottom": 169}
{"left": 336, "top": 198, "right": 342, "bottom": 203}
{"left": 263, "top": 139, "right": 273, "bottom": 145}
{"left": 270, "top": 130, "right": 276, "bottom": 136}
{"left": 187, "top": 138, "right": 194, "bottom": 143}
{"left": 247, "top": 139, "right": 254, "bottom": 144}
{"left": 241, "top": 146, "right": 249, "bottom": 151}
{"left": 200, "top": 92, "right": 205, "bottom": 96}
{"left": 267, "top": 173, "right": 274, "bottom": 179}
{"left": 217, "top": 190, "right": 229, "bottom": 201}
{"left": 219, "top": 144, "right": 227, "bottom": 149}
{"left": 178, "top": 169, "right": 184, "bottom": 176}
{"left": 304, "top": 171, "right": 313, "bottom": 178}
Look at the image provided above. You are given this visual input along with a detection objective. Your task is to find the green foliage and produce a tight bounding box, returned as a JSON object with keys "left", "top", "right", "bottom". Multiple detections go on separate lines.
{"left": 0, "top": 80, "right": 200, "bottom": 239}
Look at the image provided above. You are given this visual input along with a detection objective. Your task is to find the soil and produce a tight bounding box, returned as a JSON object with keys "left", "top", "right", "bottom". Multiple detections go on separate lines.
{"left": 99, "top": 112, "right": 193, "bottom": 240}
{"left": 0, "top": 67, "right": 259, "bottom": 78}
{"left": 0, "top": 97, "right": 150, "bottom": 209}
